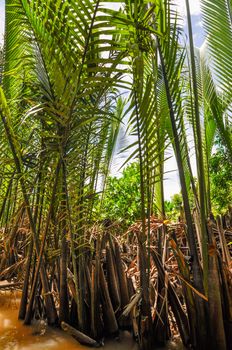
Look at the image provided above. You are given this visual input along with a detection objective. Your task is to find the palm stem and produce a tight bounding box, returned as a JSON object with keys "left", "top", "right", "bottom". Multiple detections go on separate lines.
{"left": 185, "top": 0, "right": 209, "bottom": 294}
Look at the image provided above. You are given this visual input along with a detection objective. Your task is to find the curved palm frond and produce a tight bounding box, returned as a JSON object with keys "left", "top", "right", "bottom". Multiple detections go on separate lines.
{"left": 201, "top": 0, "right": 232, "bottom": 158}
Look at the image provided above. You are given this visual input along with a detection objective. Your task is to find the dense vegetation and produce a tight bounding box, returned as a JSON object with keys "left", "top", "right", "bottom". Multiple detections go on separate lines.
{"left": 209, "top": 136, "right": 232, "bottom": 212}
{"left": 0, "top": 1, "right": 232, "bottom": 350}
{"left": 99, "top": 162, "right": 190, "bottom": 224}
{"left": 101, "top": 148, "right": 232, "bottom": 225}
{"left": 98, "top": 163, "right": 141, "bottom": 226}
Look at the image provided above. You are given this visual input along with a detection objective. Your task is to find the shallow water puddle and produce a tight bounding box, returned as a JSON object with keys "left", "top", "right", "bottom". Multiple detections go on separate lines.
{"left": 0, "top": 291, "right": 184, "bottom": 350}
{"left": 0, "top": 291, "right": 138, "bottom": 350}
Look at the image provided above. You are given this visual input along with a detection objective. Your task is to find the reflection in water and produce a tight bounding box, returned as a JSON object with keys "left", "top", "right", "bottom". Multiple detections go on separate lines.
{"left": 0, "top": 291, "right": 138, "bottom": 350}
{"left": 0, "top": 291, "right": 184, "bottom": 350}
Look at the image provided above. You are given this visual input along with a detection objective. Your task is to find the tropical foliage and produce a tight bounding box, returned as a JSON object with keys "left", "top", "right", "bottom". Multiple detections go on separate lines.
{"left": 210, "top": 135, "right": 232, "bottom": 212}
{"left": 100, "top": 165, "right": 193, "bottom": 224}
{"left": 98, "top": 162, "right": 141, "bottom": 227}
{"left": 0, "top": 0, "right": 232, "bottom": 350}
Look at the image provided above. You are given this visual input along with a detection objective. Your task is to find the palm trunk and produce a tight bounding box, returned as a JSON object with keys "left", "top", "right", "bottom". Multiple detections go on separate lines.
{"left": 185, "top": 0, "right": 209, "bottom": 294}
{"left": 133, "top": 73, "right": 153, "bottom": 349}
{"left": 207, "top": 223, "right": 227, "bottom": 349}
{"left": 0, "top": 105, "right": 58, "bottom": 325}
{"left": 157, "top": 39, "right": 208, "bottom": 349}
{"left": 90, "top": 236, "right": 103, "bottom": 340}
{"left": 18, "top": 239, "right": 33, "bottom": 320}
{"left": 19, "top": 152, "right": 44, "bottom": 320}
{"left": 59, "top": 160, "right": 69, "bottom": 324}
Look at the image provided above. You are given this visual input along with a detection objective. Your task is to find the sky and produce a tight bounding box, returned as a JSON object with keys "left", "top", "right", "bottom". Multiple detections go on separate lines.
{"left": 0, "top": 0, "right": 203, "bottom": 46}
{"left": 176, "top": 0, "right": 204, "bottom": 48}
{"left": 0, "top": 0, "right": 4, "bottom": 45}
{"left": 165, "top": 0, "right": 203, "bottom": 198}
{"left": 0, "top": 0, "right": 203, "bottom": 199}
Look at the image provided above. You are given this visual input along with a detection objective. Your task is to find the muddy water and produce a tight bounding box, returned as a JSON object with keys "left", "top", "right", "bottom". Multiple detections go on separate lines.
{"left": 0, "top": 290, "right": 139, "bottom": 350}
{"left": 0, "top": 291, "right": 184, "bottom": 350}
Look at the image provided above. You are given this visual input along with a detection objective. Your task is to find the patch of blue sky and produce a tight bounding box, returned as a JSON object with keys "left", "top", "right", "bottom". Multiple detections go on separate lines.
{"left": 0, "top": 0, "right": 5, "bottom": 45}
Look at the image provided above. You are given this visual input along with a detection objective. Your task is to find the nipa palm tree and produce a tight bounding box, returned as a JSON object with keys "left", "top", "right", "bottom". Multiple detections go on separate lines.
{"left": 0, "top": 1, "right": 231, "bottom": 350}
